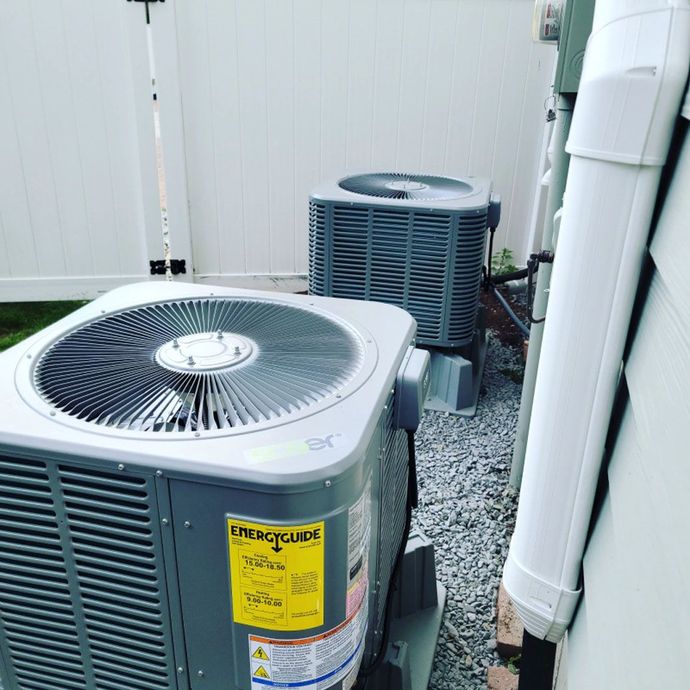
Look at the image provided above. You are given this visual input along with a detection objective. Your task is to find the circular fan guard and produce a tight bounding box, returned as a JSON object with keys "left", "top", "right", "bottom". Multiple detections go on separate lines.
{"left": 33, "top": 298, "right": 365, "bottom": 434}
{"left": 338, "top": 173, "right": 474, "bottom": 201}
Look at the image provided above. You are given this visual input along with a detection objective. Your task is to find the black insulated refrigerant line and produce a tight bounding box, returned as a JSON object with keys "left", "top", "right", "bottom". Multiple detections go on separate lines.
{"left": 489, "top": 285, "right": 531, "bottom": 339}
{"left": 517, "top": 631, "right": 557, "bottom": 690}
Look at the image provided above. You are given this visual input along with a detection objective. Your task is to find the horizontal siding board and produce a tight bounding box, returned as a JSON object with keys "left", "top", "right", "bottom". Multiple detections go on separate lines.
{"left": 650, "top": 126, "right": 690, "bottom": 320}
{"left": 605, "top": 411, "right": 687, "bottom": 688}
{"left": 626, "top": 275, "right": 690, "bottom": 466}
{"left": 568, "top": 498, "right": 629, "bottom": 690}
{"left": 562, "top": 130, "right": 690, "bottom": 690}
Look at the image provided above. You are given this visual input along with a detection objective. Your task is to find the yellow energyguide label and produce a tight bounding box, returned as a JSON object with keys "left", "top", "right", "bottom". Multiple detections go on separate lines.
{"left": 228, "top": 518, "right": 325, "bottom": 631}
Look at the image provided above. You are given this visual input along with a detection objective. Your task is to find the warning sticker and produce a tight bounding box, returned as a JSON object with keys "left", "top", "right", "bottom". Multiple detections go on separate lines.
{"left": 254, "top": 665, "right": 271, "bottom": 679}
{"left": 346, "top": 481, "right": 371, "bottom": 618}
{"left": 252, "top": 646, "right": 270, "bottom": 661}
{"left": 228, "top": 519, "right": 325, "bottom": 631}
{"left": 248, "top": 596, "right": 368, "bottom": 689}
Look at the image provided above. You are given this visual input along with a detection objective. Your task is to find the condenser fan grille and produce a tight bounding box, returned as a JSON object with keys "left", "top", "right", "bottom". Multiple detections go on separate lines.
{"left": 34, "top": 299, "right": 364, "bottom": 433}
{"left": 338, "top": 173, "right": 474, "bottom": 201}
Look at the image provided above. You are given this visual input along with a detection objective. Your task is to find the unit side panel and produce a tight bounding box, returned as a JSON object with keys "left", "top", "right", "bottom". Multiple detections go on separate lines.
{"left": 447, "top": 211, "right": 489, "bottom": 345}
{"left": 169, "top": 473, "right": 371, "bottom": 690}
{"left": 308, "top": 199, "right": 487, "bottom": 346}
{"left": 364, "top": 394, "right": 410, "bottom": 667}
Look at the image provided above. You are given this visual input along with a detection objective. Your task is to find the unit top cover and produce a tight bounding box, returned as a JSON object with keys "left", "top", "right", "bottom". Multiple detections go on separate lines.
{"left": 311, "top": 172, "right": 493, "bottom": 210}
{"left": 31, "top": 297, "right": 366, "bottom": 435}
{"left": 3, "top": 283, "right": 414, "bottom": 484}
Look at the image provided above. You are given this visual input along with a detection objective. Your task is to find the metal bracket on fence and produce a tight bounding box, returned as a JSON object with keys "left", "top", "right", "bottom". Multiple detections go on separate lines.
{"left": 127, "top": 0, "right": 165, "bottom": 24}
{"left": 150, "top": 259, "right": 186, "bottom": 276}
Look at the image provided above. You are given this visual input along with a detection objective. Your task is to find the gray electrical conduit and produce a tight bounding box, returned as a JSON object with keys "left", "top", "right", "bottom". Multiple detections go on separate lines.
{"left": 509, "top": 94, "right": 575, "bottom": 487}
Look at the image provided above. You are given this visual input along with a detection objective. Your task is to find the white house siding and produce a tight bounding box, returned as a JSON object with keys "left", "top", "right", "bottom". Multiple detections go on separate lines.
{"left": 558, "top": 121, "right": 690, "bottom": 689}
{"left": 158, "top": 0, "right": 555, "bottom": 285}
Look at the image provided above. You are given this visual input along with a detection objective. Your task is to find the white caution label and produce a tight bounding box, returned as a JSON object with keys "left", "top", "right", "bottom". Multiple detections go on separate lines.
{"left": 346, "top": 481, "right": 371, "bottom": 618}
{"left": 248, "top": 596, "right": 367, "bottom": 690}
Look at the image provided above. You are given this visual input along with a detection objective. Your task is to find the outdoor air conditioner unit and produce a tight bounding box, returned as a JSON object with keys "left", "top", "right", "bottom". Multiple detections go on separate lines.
{"left": 0, "top": 282, "right": 441, "bottom": 690}
{"left": 309, "top": 173, "right": 501, "bottom": 416}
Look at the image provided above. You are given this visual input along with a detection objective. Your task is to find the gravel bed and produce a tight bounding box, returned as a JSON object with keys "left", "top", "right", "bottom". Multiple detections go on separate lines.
{"left": 412, "top": 332, "right": 523, "bottom": 690}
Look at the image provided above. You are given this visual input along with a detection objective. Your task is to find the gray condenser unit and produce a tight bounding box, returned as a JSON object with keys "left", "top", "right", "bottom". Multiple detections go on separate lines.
{"left": 309, "top": 173, "right": 501, "bottom": 348}
{"left": 0, "top": 282, "right": 440, "bottom": 690}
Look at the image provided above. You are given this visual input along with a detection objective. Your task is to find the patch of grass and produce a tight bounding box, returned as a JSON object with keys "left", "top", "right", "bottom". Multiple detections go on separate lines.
{"left": 0, "top": 301, "right": 88, "bottom": 352}
{"left": 507, "top": 654, "right": 521, "bottom": 674}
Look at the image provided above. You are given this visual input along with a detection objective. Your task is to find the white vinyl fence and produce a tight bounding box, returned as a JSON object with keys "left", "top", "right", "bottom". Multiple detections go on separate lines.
{"left": 0, "top": 0, "right": 555, "bottom": 300}
{"left": 0, "top": 1, "right": 163, "bottom": 301}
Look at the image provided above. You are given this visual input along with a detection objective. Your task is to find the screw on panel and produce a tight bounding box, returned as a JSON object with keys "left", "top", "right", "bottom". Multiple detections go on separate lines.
{"left": 177, "top": 667, "right": 184, "bottom": 674}
{"left": 117, "top": 463, "right": 125, "bottom": 471}
{"left": 197, "top": 670, "right": 205, "bottom": 677}
{"left": 217, "top": 331, "right": 224, "bottom": 340}
{"left": 187, "top": 356, "right": 196, "bottom": 366}
{"left": 184, "top": 521, "right": 192, "bottom": 528}
{"left": 234, "top": 346, "right": 241, "bottom": 355}
{"left": 161, "top": 518, "right": 169, "bottom": 526}
{"left": 324, "top": 480, "right": 332, "bottom": 488}
{"left": 172, "top": 339, "right": 180, "bottom": 349}
{"left": 156, "top": 470, "right": 163, "bottom": 477}
{"left": 194, "top": 432, "right": 201, "bottom": 438}
{"left": 50, "top": 411, "right": 56, "bottom": 417}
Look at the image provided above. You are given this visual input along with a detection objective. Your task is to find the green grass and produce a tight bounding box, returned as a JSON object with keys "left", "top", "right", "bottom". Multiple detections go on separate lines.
{"left": 0, "top": 301, "right": 88, "bottom": 352}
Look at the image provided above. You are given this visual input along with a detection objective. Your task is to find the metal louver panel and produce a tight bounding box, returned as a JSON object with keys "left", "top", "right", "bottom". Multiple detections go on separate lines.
{"left": 0, "top": 456, "right": 87, "bottom": 690}
{"left": 376, "top": 398, "right": 409, "bottom": 631}
{"left": 58, "top": 466, "right": 177, "bottom": 690}
{"left": 34, "top": 298, "right": 364, "bottom": 434}
{"left": 408, "top": 213, "right": 452, "bottom": 342}
{"left": 331, "top": 207, "right": 369, "bottom": 300}
{"left": 364, "top": 394, "right": 409, "bottom": 666}
{"left": 0, "top": 456, "right": 178, "bottom": 690}
{"left": 447, "top": 213, "right": 489, "bottom": 344}
{"left": 308, "top": 201, "right": 326, "bottom": 294}
{"left": 309, "top": 200, "right": 487, "bottom": 346}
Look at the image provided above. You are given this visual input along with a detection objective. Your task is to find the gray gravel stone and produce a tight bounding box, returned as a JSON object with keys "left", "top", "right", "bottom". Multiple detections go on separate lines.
{"left": 412, "top": 333, "right": 522, "bottom": 690}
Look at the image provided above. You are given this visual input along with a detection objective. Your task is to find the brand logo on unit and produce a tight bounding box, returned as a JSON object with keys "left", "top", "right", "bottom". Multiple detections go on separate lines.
{"left": 246, "top": 433, "right": 343, "bottom": 463}
{"left": 305, "top": 434, "right": 340, "bottom": 450}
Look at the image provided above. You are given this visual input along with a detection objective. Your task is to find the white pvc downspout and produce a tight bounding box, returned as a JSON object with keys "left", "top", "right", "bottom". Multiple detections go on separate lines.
{"left": 503, "top": 0, "right": 690, "bottom": 643}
